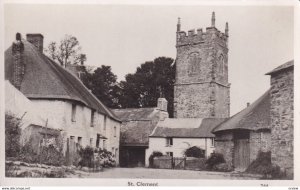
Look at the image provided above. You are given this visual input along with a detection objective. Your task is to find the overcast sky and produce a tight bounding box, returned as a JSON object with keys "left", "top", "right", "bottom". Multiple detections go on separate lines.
{"left": 4, "top": 4, "right": 294, "bottom": 116}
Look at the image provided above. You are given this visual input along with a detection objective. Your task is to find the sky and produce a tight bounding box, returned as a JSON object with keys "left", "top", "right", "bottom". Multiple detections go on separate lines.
{"left": 4, "top": 4, "right": 294, "bottom": 116}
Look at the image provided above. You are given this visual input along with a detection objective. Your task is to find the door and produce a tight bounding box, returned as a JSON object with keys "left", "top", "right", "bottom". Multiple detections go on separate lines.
{"left": 234, "top": 138, "right": 250, "bottom": 171}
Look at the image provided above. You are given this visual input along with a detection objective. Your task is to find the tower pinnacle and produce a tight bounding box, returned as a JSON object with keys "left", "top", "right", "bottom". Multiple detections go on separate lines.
{"left": 177, "top": 17, "right": 181, "bottom": 32}
{"left": 211, "top": 12, "right": 215, "bottom": 27}
{"left": 225, "top": 22, "right": 229, "bottom": 36}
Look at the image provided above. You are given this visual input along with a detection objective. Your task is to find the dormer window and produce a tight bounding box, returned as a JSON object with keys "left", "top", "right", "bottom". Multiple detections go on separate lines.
{"left": 71, "top": 103, "right": 76, "bottom": 122}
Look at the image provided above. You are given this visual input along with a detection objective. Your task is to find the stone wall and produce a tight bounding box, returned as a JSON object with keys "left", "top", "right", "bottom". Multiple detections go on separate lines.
{"left": 249, "top": 131, "right": 271, "bottom": 163}
{"left": 214, "top": 132, "right": 234, "bottom": 168}
{"left": 270, "top": 68, "right": 294, "bottom": 178}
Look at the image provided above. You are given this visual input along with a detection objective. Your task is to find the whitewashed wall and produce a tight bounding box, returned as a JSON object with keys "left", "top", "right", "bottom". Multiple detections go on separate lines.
{"left": 30, "top": 99, "right": 121, "bottom": 164}
{"left": 146, "top": 137, "right": 215, "bottom": 166}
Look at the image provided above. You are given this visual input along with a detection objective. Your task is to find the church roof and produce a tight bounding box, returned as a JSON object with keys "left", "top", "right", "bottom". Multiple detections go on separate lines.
{"left": 213, "top": 89, "right": 270, "bottom": 133}
{"left": 5, "top": 39, "right": 120, "bottom": 122}
{"left": 265, "top": 60, "right": 294, "bottom": 75}
{"left": 150, "top": 118, "right": 226, "bottom": 138}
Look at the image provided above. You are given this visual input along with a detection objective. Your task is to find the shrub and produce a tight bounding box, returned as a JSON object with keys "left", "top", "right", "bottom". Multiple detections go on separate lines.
{"left": 148, "top": 151, "right": 163, "bottom": 168}
{"left": 78, "top": 146, "right": 94, "bottom": 168}
{"left": 5, "top": 113, "right": 22, "bottom": 158}
{"left": 213, "top": 163, "right": 232, "bottom": 172}
{"left": 246, "top": 151, "right": 272, "bottom": 175}
{"left": 184, "top": 146, "right": 205, "bottom": 158}
{"left": 246, "top": 151, "right": 286, "bottom": 179}
{"left": 205, "top": 152, "right": 225, "bottom": 170}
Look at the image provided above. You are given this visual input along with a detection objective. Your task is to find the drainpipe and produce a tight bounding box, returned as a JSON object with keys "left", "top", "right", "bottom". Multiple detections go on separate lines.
{"left": 205, "top": 138, "right": 208, "bottom": 158}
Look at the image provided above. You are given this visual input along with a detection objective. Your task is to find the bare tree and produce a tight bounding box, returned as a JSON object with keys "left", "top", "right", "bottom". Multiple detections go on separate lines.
{"left": 46, "top": 34, "right": 84, "bottom": 67}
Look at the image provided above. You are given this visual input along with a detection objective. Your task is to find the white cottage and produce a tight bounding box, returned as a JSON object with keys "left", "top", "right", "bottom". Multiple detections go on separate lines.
{"left": 5, "top": 33, "right": 122, "bottom": 164}
{"left": 147, "top": 118, "right": 225, "bottom": 166}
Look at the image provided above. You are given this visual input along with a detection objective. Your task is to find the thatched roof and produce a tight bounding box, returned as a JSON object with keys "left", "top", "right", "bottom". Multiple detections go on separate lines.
{"left": 213, "top": 90, "right": 270, "bottom": 133}
{"left": 265, "top": 60, "right": 294, "bottom": 75}
{"left": 5, "top": 39, "right": 120, "bottom": 122}
{"left": 150, "top": 118, "right": 226, "bottom": 138}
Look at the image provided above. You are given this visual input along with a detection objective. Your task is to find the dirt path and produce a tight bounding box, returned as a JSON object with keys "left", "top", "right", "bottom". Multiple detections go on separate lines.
{"left": 71, "top": 167, "right": 260, "bottom": 179}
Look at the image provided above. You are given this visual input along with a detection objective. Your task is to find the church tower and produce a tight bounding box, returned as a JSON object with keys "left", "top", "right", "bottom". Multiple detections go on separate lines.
{"left": 174, "top": 12, "right": 230, "bottom": 118}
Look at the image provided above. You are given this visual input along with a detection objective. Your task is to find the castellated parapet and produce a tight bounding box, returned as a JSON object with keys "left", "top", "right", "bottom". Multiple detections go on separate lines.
{"left": 174, "top": 13, "right": 230, "bottom": 119}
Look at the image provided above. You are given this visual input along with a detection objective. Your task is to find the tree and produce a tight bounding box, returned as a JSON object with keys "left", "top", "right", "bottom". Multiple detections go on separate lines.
{"left": 119, "top": 57, "right": 175, "bottom": 117}
{"left": 46, "top": 34, "right": 84, "bottom": 67}
{"left": 81, "top": 65, "right": 120, "bottom": 108}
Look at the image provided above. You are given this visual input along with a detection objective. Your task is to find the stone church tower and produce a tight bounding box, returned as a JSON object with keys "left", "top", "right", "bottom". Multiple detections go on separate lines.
{"left": 174, "top": 12, "right": 230, "bottom": 118}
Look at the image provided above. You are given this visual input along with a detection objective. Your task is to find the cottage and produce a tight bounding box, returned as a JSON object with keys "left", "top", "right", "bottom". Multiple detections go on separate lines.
{"left": 113, "top": 98, "right": 168, "bottom": 167}
{"left": 5, "top": 33, "right": 122, "bottom": 164}
{"left": 147, "top": 118, "right": 225, "bottom": 166}
{"left": 213, "top": 90, "right": 271, "bottom": 171}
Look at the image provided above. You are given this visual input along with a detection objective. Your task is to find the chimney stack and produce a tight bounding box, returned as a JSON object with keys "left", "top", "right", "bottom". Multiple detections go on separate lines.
{"left": 247, "top": 102, "right": 250, "bottom": 107}
{"left": 26, "top": 34, "right": 44, "bottom": 53}
{"left": 12, "top": 33, "right": 25, "bottom": 90}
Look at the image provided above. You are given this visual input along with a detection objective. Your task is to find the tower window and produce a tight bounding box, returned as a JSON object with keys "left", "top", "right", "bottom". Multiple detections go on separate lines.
{"left": 187, "top": 52, "right": 201, "bottom": 76}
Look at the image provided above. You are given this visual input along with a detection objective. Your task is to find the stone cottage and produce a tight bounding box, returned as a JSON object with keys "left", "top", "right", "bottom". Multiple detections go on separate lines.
{"left": 113, "top": 98, "right": 168, "bottom": 167}
{"left": 5, "top": 33, "right": 122, "bottom": 164}
{"left": 213, "top": 90, "right": 271, "bottom": 171}
{"left": 266, "top": 60, "right": 294, "bottom": 179}
{"left": 213, "top": 60, "right": 294, "bottom": 175}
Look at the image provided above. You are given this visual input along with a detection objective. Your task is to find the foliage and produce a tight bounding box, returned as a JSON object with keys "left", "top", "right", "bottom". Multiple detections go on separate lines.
{"left": 148, "top": 151, "right": 163, "bottom": 168}
{"left": 5, "top": 113, "right": 22, "bottom": 158}
{"left": 18, "top": 135, "right": 65, "bottom": 166}
{"left": 205, "top": 152, "right": 225, "bottom": 170}
{"left": 184, "top": 146, "right": 205, "bottom": 158}
{"left": 246, "top": 151, "right": 286, "bottom": 179}
{"left": 46, "top": 34, "right": 85, "bottom": 67}
{"left": 81, "top": 65, "right": 120, "bottom": 108}
{"left": 118, "top": 57, "right": 175, "bottom": 117}
{"left": 212, "top": 163, "right": 232, "bottom": 172}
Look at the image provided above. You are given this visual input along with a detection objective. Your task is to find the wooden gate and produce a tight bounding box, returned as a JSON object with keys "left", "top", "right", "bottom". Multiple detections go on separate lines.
{"left": 234, "top": 138, "right": 250, "bottom": 171}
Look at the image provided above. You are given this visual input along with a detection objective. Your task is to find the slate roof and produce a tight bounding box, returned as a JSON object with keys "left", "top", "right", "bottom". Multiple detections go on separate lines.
{"left": 150, "top": 118, "right": 226, "bottom": 138}
{"left": 5, "top": 39, "right": 120, "bottom": 122}
{"left": 265, "top": 60, "right": 294, "bottom": 75}
{"left": 213, "top": 89, "right": 270, "bottom": 133}
{"left": 113, "top": 107, "right": 161, "bottom": 146}
{"left": 113, "top": 107, "right": 159, "bottom": 121}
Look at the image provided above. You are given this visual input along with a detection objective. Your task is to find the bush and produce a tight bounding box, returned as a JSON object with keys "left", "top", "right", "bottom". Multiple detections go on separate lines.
{"left": 213, "top": 163, "right": 232, "bottom": 172}
{"left": 205, "top": 153, "right": 225, "bottom": 170}
{"left": 78, "top": 146, "right": 94, "bottom": 168}
{"left": 246, "top": 151, "right": 286, "bottom": 179}
{"left": 5, "top": 113, "right": 22, "bottom": 158}
{"left": 148, "top": 151, "right": 163, "bottom": 168}
{"left": 184, "top": 146, "right": 205, "bottom": 158}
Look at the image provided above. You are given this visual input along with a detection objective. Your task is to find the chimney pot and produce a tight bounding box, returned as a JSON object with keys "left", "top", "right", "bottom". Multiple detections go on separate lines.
{"left": 26, "top": 33, "right": 44, "bottom": 53}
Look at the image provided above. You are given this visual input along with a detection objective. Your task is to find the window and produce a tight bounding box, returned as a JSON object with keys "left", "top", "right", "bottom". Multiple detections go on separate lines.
{"left": 96, "top": 134, "right": 100, "bottom": 148}
{"left": 112, "top": 147, "right": 115, "bottom": 155}
{"left": 77, "top": 137, "right": 82, "bottom": 146}
{"left": 90, "top": 110, "right": 95, "bottom": 127}
{"left": 211, "top": 138, "right": 215, "bottom": 147}
{"left": 90, "top": 138, "right": 93, "bottom": 146}
{"left": 166, "top": 137, "right": 173, "bottom": 147}
{"left": 71, "top": 104, "right": 76, "bottom": 122}
{"left": 166, "top": 152, "right": 173, "bottom": 157}
{"left": 103, "top": 140, "right": 107, "bottom": 150}
{"left": 114, "top": 126, "right": 117, "bottom": 137}
{"left": 103, "top": 116, "right": 107, "bottom": 131}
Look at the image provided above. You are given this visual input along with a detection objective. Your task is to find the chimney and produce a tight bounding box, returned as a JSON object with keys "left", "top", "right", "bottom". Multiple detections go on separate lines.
{"left": 247, "top": 102, "right": 250, "bottom": 107}
{"left": 12, "top": 33, "right": 25, "bottom": 90}
{"left": 157, "top": 97, "right": 168, "bottom": 112}
{"left": 26, "top": 34, "right": 44, "bottom": 53}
